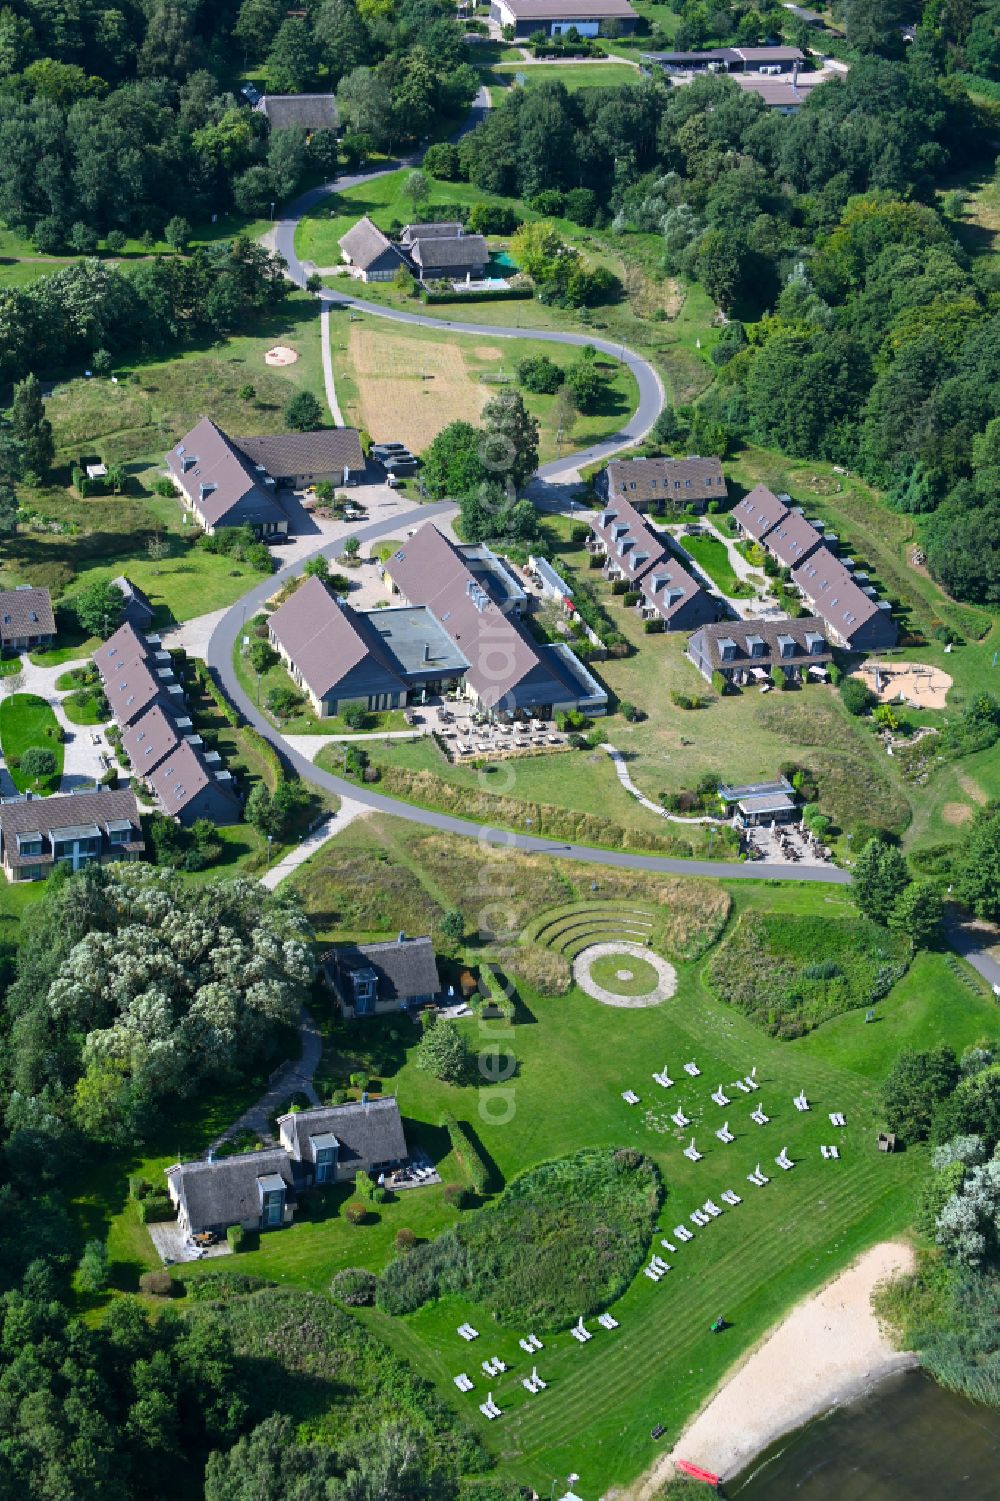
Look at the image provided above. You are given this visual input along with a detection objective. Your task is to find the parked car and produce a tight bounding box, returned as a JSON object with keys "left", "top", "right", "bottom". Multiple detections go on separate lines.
{"left": 372, "top": 442, "right": 409, "bottom": 458}
{"left": 384, "top": 456, "right": 417, "bottom": 474}
{"left": 240, "top": 83, "right": 261, "bottom": 106}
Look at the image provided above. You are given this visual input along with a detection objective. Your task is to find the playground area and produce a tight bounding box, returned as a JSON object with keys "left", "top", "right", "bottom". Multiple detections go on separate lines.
{"left": 264, "top": 345, "right": 299, "bottom": 366}
{"left": 852, "top": 660, "right": 952, "bottom": 710}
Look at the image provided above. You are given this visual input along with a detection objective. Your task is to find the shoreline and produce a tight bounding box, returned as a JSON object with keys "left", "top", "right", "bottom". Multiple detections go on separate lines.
{"left": 629, "top": 1239, "right": 917, "bottom": 1496}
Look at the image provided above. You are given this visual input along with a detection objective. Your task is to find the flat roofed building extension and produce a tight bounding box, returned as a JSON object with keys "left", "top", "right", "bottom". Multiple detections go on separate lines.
{"left": 384, "top": 525, "right": 606, "bottom": 716}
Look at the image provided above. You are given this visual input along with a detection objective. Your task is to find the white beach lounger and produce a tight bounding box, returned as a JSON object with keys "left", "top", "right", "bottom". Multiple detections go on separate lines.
{"left": 684, "top": 1062, "right": 701, "bottom": 1077}
{"left": 644, "top": 1266, "right": 662, "bottom": 1282}
{"left": 598, "top": 1313, "right": 619, "bottom": 1330}
{"left": 480, "top": 1404, "right": 496, "bottom": 1420}
{"left": 672, "top": 1108, "right": 690, "bottom": 1128}
{"left": 528, "top": 1334, "right": 543, "bottom": 1351}
{"left": 704, "top": 1200, "right": 722, "bottom": 1217}
{"left": 690, "top": 1210, "right": 709, "bottom": 1227}
{"left": 829, "top": 1111, "right": 847, "bottom": 1127}
{"left": 745, "top": 1070, "right": 760, "bottom": 1090}
{"left": 683, "top": 1139, "right": 702, "bottom": 1162}
{"left": 531, "top": 1366, "right": 546, "bottom": 1388}
{"left": 455, "top": 1374, "right": 474, "bottom": 1392}
{"left": 751, "top": 1106, "right": 769, "bottom": 1126}
{"left": 572, "top": 1318, "right": 592, "bottom": 1342}
{"left": 519, "top": 1338, "right": 534, "bottom": 1354}
{"left": 821, "top": 1145, "right": 840, "bottom": 1160}
{"left": 622, "top": 1090, "right": 640, "bottom": 1105}
{"left": 711, "top": 1087, "right": 730, "bottom": 1107}
{"left": 653, "top": 1071, "right": 674, "bottom": 1089}
{"left": 660, "top": 1238, "right": 676, "bottom": 1253}
{"left": 775, "top": 1147, "right": 795, "bottom": 1170}
{"left": 674, "top": 1225, "right": 694, "bottom": 1242}
{"left": 733, "top": 1080, "right": 750, "bottom": 1093}
{"left": 748, "top": 1166, "right": 769, "bottom": 1186}
{"left": 721, "top": 1190, "right": 742, "bottom": 1206}
{"left": 716, "top": 1122, "right": 735, "bottom": 1143}
{"left": 794, "top": 1092, "right": 809, "bottom": 1112}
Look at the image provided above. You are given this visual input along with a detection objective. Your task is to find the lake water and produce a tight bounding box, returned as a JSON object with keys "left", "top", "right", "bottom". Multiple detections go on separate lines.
{"left": 728, "top": 1369, "right": 1000, "bottom": 1500}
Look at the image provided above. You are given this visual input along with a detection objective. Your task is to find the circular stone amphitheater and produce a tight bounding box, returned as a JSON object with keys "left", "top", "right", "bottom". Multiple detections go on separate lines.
{"left": 572, "top": 942, "right": 677, "bottom": 1009}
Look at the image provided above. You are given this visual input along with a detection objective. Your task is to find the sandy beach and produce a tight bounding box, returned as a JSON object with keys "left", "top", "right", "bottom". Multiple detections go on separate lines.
{"left": 630, "top": 1239, "right": 917, "bottom": 1496}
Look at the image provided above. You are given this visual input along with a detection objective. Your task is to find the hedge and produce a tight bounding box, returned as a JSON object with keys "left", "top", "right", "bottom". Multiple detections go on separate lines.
{"left": 443, "top": 1114, "right": 491, "bottom": 1195}
{"left": 422, "top": 285, "right": 533, "bottom": 305}
{"left": 242, "top": 725, "right": 285, "bottom": 788}
{"left": 477, "top": 963, "right": 515, "bottom": 1023}
{"left": 137, "top": 1196, "right": 175, "bottom": 1223}
{"left": 193, "top": 661, "right": 241, "bottom": 727}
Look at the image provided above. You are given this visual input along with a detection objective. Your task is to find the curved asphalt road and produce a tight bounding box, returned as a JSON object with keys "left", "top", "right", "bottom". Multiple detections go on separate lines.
{"left": 208, "top": 99, "right": 847, "bottom": 884}
{"left": 207, "top": 500, "right": 848, "bottom": 884}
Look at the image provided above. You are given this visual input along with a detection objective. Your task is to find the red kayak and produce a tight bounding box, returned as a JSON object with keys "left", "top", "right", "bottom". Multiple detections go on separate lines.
{"left": 676, "top": 1459, "right": 720, "bottom": 1486}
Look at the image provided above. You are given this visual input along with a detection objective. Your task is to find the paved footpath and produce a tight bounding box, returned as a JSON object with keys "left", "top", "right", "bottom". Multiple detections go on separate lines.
{"left": 260, "top": 796, "right": 370, "bottom": 890}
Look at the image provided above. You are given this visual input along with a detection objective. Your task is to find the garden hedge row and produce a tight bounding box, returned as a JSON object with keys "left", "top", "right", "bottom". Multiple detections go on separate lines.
{"left": 443, "top": 1114, "right": 491, "bottom": 1195}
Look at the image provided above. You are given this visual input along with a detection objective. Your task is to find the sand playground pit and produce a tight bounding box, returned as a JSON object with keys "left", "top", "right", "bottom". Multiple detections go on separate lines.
{"left": 852, "top": 661, "right": 952, "bottom": 710}
{"left": 264, "top": 345, "right": 299, "bottom": 367}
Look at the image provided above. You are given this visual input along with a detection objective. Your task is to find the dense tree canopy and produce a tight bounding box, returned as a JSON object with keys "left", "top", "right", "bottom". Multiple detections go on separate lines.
{"left": 3, "top": 864, "right": 314, "bottom": 1143}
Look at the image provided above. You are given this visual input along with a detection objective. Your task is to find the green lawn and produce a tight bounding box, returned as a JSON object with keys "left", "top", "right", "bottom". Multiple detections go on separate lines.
{"left": 335, "top": 312, "right": 639, "bottom": 462}
{"left": 86, "top": 840, "right": 1000, "bottom": 1497}
{"left": 66, "top": 815, "right": 1000, "bottom": 1493}
{"left": 0, "top": 693, "right": 64, "bottom": 791}
{"left": 677, "top": 529, "right": 744, "bottom": 595}
{"left": 493, "top": 61, "right": 643, "bottom": 91}
{"left": 0, "top": 292, "right": 327, "bottom": 617}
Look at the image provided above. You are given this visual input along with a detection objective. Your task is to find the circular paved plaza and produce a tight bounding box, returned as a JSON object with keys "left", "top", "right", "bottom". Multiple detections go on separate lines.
{"left": 572, "top": 942, "right": 677, "bottom": 1008}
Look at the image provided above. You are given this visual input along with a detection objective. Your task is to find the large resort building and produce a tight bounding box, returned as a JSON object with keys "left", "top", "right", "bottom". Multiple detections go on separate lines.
{"left": 270, "top": 529, "right": 606, "bottom": 720}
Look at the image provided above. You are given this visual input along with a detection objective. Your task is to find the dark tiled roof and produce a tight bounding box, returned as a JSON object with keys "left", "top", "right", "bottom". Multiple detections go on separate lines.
{"left": 732, "top": 484, "right": 789, "bottom": 542}
{"left": 101, "top": 651, "right": 165, "bottom": 727}
{"left": 329, "top": 936, "right": 441, "bottom": 1004}
{"left": 605, "top": 455, "right": 726, "bottom": 507}
{"left": 278, "top": 1097, "right": 408, "bottom": 1170}
{"left": 0, "top": 586, "right": 55, "bottom": 643}
{"left": 268, "top": 575, "right": 406, "bottom": 702}
{"left": 0, "top": 787, "right": 142, "bottom": 866}
{"left": 791, "top": 553, "right": 883, "bottom": 640}
{"left": 732, "top": 74, "right": 822, "bottom": 105}
{"left": 592, "top": 496, "right": 668, "bottom": 583}
{"left": 93, "top": 620, "right": 153, "bottom": 680}
{"left": 340, "top": 217, "right": 403, "bottom": 272}
{"left": 166, "top": 1149, "right": 296, "bottom": 1231}
{"left": 763, "top": 510, "right": 825, "bottom": 569}
{"left": 235, "top": 429, "right": 364, "bottom": 480}
{"left": 385, "top": 526, "right": 566, "bottom": 708}
{"left": 111, "top": 576, "right": 155, "bottom": 625}
{"left": 639, "top": 556, "right": 704, "bottom": 621}
{"left": 149, "top": 739, "right": 236, "bottom": 817}
{"left": 166, "top": 418, "right": 285, "bottom": 529}
{"left": 688, "top": 615, "right": 831, "bottom": 671}
{"left": 255, "top": 93, "right": 339, "bottom": 130}
{"left": 401, "top": 222, "right": 464, "bottom": 242}
{"left": 410, "top": 234, "right": 489, "bottom": 272}
{"left": 121, "top": 704, "right": 182, "bottom": 776}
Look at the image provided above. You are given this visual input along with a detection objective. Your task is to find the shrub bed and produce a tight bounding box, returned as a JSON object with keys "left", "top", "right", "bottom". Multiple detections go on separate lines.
{"left": 377, "top": 1147, "right": 661, "bottom": 1329}
{"left": 707, "top": 912, "right": 910, "bottom": 1037}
